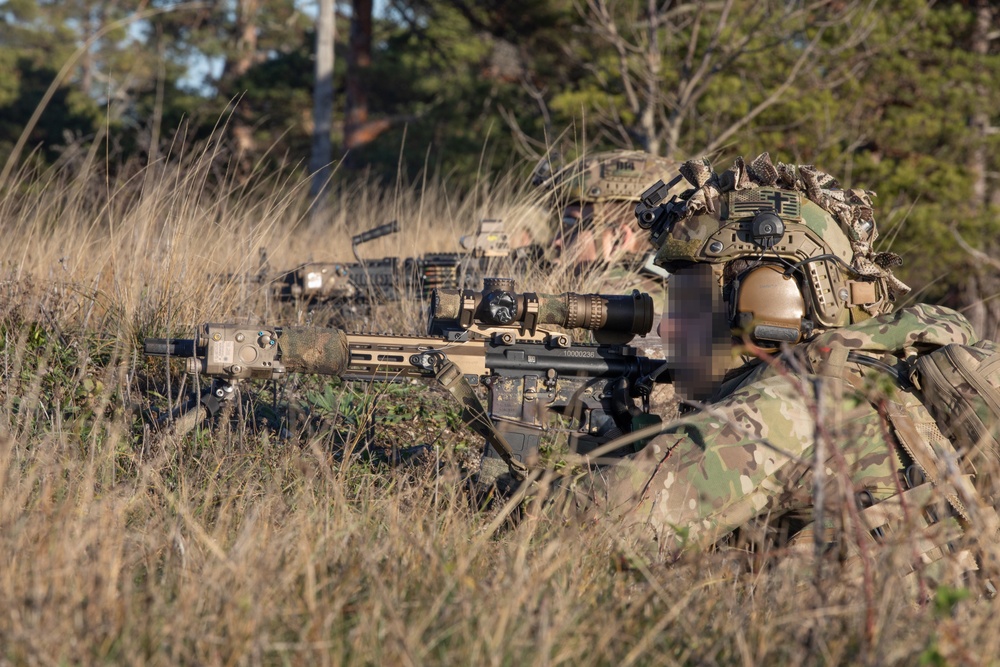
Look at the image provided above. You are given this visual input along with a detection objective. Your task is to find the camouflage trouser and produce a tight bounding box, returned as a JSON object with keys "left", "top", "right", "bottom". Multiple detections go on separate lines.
{"left": 587, "top": 370, "right": 904, "bottom": 558}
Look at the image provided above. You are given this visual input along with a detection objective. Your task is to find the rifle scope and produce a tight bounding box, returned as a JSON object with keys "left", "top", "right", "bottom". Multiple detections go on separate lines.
{"left": 431, "top": 278, "right": 654, "bottom": 339}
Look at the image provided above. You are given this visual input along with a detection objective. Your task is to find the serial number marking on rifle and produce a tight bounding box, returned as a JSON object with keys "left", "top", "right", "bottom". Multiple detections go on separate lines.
{"left": 565, "top": 350, "right": 597, "bottom": 358}
{"left": 213, "top": 340, "right": 235, "bottom": 365}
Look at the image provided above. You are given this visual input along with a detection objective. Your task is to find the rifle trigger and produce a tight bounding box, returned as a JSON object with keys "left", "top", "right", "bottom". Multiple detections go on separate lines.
{"left": 610, "top": 377, "right": 637, "bottom": 418}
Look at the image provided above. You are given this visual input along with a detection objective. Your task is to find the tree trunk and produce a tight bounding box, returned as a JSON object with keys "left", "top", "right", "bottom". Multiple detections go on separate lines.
{"left": 970, "top": 0, "right": 991, "bottom": 207}
{"left": 344, "top": 0, "right": 378, "bottom": 159}
{"left": 223, "top": 0, "right": 261, "bottom": 82}
{"left": 640, "top": 0, "right": 661, "bottom": 155}
{"left": 221, "top": 0, "right": 262, "bottom": 163}
{"left": 309, "top": 0, "right": 337, "bottom": 201}
{"left": 962, "top": 0, "right": 999, "bottom": 339}
{"left": 80, "top": 8, "right": 96, "bottom": 95}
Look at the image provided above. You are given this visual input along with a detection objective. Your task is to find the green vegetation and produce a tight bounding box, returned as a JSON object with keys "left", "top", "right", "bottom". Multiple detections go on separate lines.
{"left": 0, "top": 131, "right": 996, "bottom": 666}
{"left": 3, "top": 1, "right": 1000, "bottom": 334}
{"left": 3, "top": 1, "right": 1000, "bottom": 663}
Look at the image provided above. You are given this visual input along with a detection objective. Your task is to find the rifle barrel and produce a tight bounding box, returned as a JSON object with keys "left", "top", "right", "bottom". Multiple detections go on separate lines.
{"left": 144, "top": 338, "right": 198, "bottom": 358}
{"left": 351, "top": 220, "right": 400, "bottom": 247}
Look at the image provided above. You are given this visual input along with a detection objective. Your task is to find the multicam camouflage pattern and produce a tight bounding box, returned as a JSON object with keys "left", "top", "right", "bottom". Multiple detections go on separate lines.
{"left": 432, "top": 289, "right": 589, "bottom": 327}
{"left": 278, "top": 327, "right": 351, "bottom": 376}
{"left": 913, "top": 338, "right": 1000, "bottom": 475}
{"left": 652, "top": 152, "right": 910, "bottom": 324}
{"left": 545, "top": 151, "right": 680, "bottom": 205}
{"left": 594, "top": 304, "right": 978, "bottom": 556}
{"left": 432, "top": 288, "right": 654, "bottom": 336}
{"left": 805, "top": 303, "right": 977, "bottom": 362}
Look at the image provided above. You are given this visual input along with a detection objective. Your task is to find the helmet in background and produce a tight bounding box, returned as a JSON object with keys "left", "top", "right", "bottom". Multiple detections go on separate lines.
{"left": 538, "top": 150, "right": 680, "bottom": 206}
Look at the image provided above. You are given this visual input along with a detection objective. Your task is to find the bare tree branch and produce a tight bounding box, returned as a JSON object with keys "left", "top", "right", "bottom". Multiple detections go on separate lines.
{"left": 567, "top": 0, "right": 877, "bottom": 163}
{"left": 498, "top": 105, "right": 548, "bottom": 160}
{"left": 587, "top": 0, "right": 642, "bottom": 119}
{"left": 951, "top": 224, "right": 1000, "bottom": 273}
{"left": 701, "top": 25, "right": 826, "bottom": 155}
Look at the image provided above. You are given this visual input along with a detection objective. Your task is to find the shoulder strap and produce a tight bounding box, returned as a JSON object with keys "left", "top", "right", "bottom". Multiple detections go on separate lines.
{"left": 819, "top": 341, "right": 1000, "bottom": 537}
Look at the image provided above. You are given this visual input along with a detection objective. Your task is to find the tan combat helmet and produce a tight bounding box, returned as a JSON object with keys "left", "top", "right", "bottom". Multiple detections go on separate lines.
{"left": 536, "top": 150, "right": 680, "bottom": 206}
{"left": 635, "top": 152, "right": 911, "bottom": 347}
{"left": 535, "top": 150, "right": 683, "bottom": 264}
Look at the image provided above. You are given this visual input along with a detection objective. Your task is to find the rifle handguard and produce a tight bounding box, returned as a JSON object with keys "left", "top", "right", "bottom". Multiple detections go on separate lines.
{"left": 279, "top": 328, "right": 351, "bottom": 376}
{"left": 144, "top": 312, "right": 674, "bottom": 475}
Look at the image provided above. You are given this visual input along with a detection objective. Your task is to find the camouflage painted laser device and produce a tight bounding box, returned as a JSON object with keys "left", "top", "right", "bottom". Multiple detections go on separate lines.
{"left": 144, "top": 278, "right": 668, "bottom": 482}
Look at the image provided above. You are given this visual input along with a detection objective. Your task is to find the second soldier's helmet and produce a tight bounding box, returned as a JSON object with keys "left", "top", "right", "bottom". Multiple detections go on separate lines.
{"left": 535, "top": 150, "right": 679, "bottom": 206}
{"left": 635, "top": 152, "right": 911, "bottom": 348}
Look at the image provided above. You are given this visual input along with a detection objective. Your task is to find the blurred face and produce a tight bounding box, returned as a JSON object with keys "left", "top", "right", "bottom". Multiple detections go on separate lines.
{"left": 662, "top": 264, "right": 735, "bottom": 401}
{"left": 557, "top": 201, "right": 643, "bottom": 263}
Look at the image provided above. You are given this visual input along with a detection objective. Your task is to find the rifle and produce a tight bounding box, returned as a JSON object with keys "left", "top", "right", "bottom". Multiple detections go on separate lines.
{"left": 144, "top": 278, "right": 670, "bottom": 482}
{"left": 269, "top": 219, "right": 545, "bottom": 309}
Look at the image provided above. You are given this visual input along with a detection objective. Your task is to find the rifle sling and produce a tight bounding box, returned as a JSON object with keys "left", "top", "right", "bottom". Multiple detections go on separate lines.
{"left": 434, "top": 360, "right": 528, "bottom": 481}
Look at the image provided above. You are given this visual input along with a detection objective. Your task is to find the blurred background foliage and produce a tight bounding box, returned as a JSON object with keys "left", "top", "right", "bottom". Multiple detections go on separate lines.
{"left": 2, "top": 0, "right": 1000, "bottom": 335}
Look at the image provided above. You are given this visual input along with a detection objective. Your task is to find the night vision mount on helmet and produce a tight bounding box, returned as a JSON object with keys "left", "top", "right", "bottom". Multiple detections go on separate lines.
{"left": 635, "top": 152, "right": 911, "bottom": 347}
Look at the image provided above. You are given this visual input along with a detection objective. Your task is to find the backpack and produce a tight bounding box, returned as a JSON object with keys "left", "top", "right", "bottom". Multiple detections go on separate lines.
{"left": 911, "top": 340, "right": 1000, "bottom": 484}
{"left": 804, "top": 306, "right": 1000, "bottom": 526}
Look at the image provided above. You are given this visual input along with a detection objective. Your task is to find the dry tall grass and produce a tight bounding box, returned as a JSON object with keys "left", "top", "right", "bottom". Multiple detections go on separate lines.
{"left": 1, "top": 141, "right": 999, "bottom": 666}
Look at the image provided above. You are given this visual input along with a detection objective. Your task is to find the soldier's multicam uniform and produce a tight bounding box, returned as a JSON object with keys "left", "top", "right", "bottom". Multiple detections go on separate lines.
{"left": 597, "top": 304, "right": 978, "bottom": 555}
{"left": 588, "top": 153, "right": 997, "bottom": 566}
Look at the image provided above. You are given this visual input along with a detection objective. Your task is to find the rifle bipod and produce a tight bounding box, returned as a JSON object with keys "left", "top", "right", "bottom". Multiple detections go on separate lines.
{"left": 153, "top": 379, "right": 381, "bottom": 450}
{"left": 154, "top": 378, "right": 239, "bottom": 438}
{"left": 155, "top": 378, "right": 291, "bottom": 440}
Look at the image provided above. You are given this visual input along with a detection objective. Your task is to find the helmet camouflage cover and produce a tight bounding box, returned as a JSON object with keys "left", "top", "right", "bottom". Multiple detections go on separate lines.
{"left": 638, "top": 152, "right": 911, "bottom": 329}
{"left": 540, "top": 150, "right": 679, "bottom": 205}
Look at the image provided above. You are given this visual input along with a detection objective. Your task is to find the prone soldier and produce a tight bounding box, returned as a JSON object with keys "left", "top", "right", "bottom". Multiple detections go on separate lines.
{"left": 532, "top": 151, "right": 686, "bottom": 299}
{"left": 145, "top": 151, "right": 1000, "bottom": 585}
{"left": 589, "top": 153, "right": 999, "bottom": 584}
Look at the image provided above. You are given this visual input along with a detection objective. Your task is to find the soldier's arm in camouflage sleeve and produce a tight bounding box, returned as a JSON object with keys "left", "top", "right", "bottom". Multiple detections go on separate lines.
{"left": 589, "top": 368, "right": 901, "bottom": 558}
{"left": 584, "top": 303, "right": 980, "bottom": 558}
